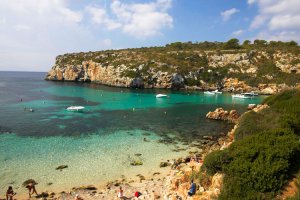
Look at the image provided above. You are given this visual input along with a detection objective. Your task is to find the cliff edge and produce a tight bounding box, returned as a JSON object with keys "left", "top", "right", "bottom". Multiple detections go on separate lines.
{"left": 46, "top": 41, "right": 300, "bottom": 94}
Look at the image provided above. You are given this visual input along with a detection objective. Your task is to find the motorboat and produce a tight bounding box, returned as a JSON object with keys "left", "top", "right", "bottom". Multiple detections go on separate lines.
{"left": 156, "top": 94, "right": 168, "bottom": 98}
{"left": 232, "top": 94, "right": 252, "bottom": 99}
{"left": 212, "top": 89, "right": 222, "bottom": 94}
{"left": 66, "top": 106, "right": 85, "bottom": 111}
{"left": 241, "top": 91, "right": 259, "bottom": 96}
{"left": 204, "top": 91, "right": 215, "bottom": 95}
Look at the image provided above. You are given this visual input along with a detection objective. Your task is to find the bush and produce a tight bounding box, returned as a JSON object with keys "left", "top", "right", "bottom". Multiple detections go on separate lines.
{"left": 202, "top": 149, "right": 230, "bottom": 176}
{"left": 220, "top": 129, "right": 300, "bottom": 199}
{"left": 203, "top": 90, "right": 300, "bottom": 199}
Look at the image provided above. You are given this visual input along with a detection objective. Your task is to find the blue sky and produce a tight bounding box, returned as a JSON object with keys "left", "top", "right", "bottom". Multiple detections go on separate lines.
{"left": 0, "top": 0, "right": 299, "bottom": 71}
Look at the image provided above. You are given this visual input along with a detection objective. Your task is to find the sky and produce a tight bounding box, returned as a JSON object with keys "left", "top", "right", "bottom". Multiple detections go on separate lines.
{"left": 0, "top": 0, "right": 299, "bottom": 72}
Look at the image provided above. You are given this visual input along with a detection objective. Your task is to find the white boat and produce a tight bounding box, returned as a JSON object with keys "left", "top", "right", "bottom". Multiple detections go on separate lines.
{"left": 232, "top": 94, "right": 252, "bottom": 99}
{"left": 212, "top": 89, "right": 222, "bottom": 94}
{"left": 204, "top": 91, "right": 215, "bottom": 95}
{"left": 241, "top": 91, "right": 258, "bottom": 96}
{"left": 156, "top": 94, "right": 168, "bottom": 98}
{"left": 66, "top": 106, "right": 85, "bottom": 111}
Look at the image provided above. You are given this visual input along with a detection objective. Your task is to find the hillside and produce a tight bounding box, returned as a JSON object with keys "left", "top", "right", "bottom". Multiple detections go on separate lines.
{"left": 45, "top": 39, "right": 300, "bottom": 94}
{"left": 201, "top": 89, "right": 300, "bottom": 199}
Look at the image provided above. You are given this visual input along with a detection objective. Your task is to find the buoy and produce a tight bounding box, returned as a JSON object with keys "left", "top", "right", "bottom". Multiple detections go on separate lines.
{"left": 164, "top": 111, "right": 167, "bottom": 115}
{"left": 132, "top": 108, "right": 135, "bottom": 111}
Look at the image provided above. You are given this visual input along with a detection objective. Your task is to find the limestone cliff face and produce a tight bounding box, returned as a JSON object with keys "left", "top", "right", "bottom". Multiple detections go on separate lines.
{"left": 45, "top": 49, "right": 300, "bottom": 93}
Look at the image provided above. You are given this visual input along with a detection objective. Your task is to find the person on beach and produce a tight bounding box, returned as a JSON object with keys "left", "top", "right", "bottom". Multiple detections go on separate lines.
{"left": 117, "top": 187, "right": 124, "bottom": 199}
{"left": 26, "top": 183, "right": 38, "bottom": 198}
{"left": 134, "top": 191, "right": 142, "bottom": 198}
{"left": 187, "top": 180, "right": 196, "bottom": 196}
{"left": 6, "top": 186, "right": 15, "bottom": 200}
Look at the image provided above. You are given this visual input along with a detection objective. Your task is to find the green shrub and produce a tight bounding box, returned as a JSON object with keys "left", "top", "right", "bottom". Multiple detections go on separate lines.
{"left": 220, "top": 129, "right": 300, "bottom": 199}
{"left": 202, "top": 149, "right": 230, "bottom": 176}
{"left": 203, "top": 90, "right": 300, "bottom": 199}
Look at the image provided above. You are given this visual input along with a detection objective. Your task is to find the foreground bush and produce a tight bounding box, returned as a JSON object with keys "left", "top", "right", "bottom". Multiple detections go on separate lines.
{"left": 201, "top": 90, "right": 300, "bottom": 199}
{"left": 220, "top": 129, "right": 300, "bottom": 199}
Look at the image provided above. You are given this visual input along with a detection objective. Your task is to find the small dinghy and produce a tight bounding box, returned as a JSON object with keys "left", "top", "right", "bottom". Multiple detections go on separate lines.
{"left": 232, "top": 94, "right": 252, "bottom": 99}
{"left": 66, "top": 106, "right": 85, "bottom": 111}
{"left": 204, "top": 91, "right": 215, "bottom": 95}
{"left": 156, "top": 94, "right": 168, "bottom": 98}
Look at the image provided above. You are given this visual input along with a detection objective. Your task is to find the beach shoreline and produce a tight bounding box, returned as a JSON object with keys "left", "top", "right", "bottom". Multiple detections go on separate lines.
{"left": 5, "top": 124, "right": 233, "bottom": 200}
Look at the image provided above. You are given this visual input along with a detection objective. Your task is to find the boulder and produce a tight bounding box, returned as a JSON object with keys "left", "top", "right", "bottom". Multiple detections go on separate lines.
{"left": 253, "top": 104, "right": 269, "bottom": 112}
{"left": 130, "top": 160, "right": 143, "bottom": 166}
{"left": 206, "top": 108, "right": 239, "bottom": 123}
{"left": 247, "top": 104, "right": 256, "bottom": 110}
{"left": 36, "top": 192, "right": 49, "bottom": 198}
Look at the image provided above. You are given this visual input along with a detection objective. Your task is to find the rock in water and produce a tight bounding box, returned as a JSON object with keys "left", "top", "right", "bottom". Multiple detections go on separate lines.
{"left": 247, "top": 104, "right": 256, "bottom": 110}
{"left": 55, "top": 165, "right": 68, "bottom": 171}
{"left": 131, "top": 160, "right": 143, "bottom": 166}
{"left": 206, "top": 108, "right": 239, "bottom": 123}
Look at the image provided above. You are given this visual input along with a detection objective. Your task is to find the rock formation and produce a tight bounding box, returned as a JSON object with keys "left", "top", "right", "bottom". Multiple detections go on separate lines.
{"left": 45, "top": 49, "right": 300, "bottom": 93}
{"left": 206, "top": 108, "right": 239, "bottom": 123}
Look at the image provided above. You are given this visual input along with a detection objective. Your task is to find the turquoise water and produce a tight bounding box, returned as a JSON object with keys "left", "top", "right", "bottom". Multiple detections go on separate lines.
{"left": 0, "top": 71, "right": 266, "bottom": 195}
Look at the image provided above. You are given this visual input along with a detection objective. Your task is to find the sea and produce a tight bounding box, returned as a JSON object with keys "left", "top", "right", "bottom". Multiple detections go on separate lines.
{"left": 0, "top": 71, "right": 265, "bottom": 196}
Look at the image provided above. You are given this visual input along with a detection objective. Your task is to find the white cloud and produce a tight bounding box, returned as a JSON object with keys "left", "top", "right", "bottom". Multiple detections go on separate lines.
{"left": 232, "top": 29, "right": 244, "bottom": 36}
{"left": 0, "top": 0, "right": 174, "bottom": 71}
{"left": 221, "top": 8, "right": 239, "bottom": 21}
{"left": 15, "top": 24, "right": 31, "bottom": 31}
{"left": 88, "top": 0, "right": 173, "bottom": 38}
{"left": 248, "top": 0, "right": 300, "bottom": 42}
{"left": 0, "top": 0, "right": 92, "bottom": 71}
{"left": 86, "top": 6, "right": 122, "bottom": 30}
{"left": 58, "top": 7, "right": 82, "bottom": 23}
{"left": 269, "top": 15, "right": 300, "bottom": 30}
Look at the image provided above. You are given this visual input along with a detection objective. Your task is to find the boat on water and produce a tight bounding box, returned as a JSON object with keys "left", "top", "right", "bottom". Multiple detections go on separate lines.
{"left": 241, "top": 91, "right": 259, "bottom": 96}
{"left": 156, "top": 94, "right": 168, "bottom": 98}
{"left": 232, "top": 94, "right": 252, "bottom": 99}
{"left": 204, "top": 91, "right": 215, "bottom": 95}
{"left": 66, "top": 106, "right": 85, "bottom": 111}
{"left": 212, "top": 89, "right": 222, "bottom": 94}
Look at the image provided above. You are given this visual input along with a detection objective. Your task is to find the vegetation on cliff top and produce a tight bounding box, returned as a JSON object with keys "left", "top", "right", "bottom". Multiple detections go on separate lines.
{"left": 201, "top": 89, "right": 300, "bottom": 199}
{"left": 53, "top": 39, "right": 300, "bottom": 87}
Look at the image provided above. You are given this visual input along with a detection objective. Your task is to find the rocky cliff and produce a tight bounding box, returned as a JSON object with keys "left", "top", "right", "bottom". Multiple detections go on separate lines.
{"left": 45, "top": 47, "right": 300, "bottom": 94}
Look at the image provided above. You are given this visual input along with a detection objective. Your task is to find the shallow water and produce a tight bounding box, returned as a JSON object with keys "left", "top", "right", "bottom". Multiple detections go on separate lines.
{"left": 0, "top": 71, "right": 266, "bottom": 195}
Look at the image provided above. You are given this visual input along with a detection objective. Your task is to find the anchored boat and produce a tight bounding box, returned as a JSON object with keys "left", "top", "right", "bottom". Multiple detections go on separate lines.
{"left": 232, "top": 94, "right": 252, "bottom": 99}
{"left": 204, "top": 91, "right": 215, "bottom": 95}
{"left": 156, "top": 94, "right": 168, "bottom": 98}
{"left": 66, "top": 106, "right": 85, "bottom": 111}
